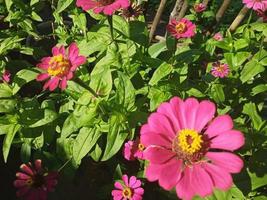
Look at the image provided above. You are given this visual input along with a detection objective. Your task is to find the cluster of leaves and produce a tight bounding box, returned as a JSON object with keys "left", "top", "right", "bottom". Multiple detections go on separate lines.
{"left": 0, "top": 0, "right": 267, "bottom": 199}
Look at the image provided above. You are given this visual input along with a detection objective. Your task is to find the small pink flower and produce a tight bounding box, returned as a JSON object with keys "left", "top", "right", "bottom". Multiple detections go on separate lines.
{"left": 112, "top": 174, "right": 144, "bottom": 200}
{"left": 123, "top": 138, "right": 145, "bottom": 161}
{"left": 1, "top": 70, "right": 11, "bottom": 83}
{"left": 14, "top": 160, "right": 58, "bottom": 200}
{"left": 36, "top": 43, "right": 86, "bottom": 91}
{"left": 194, "top": 3, "right": 207, "bottom": 13}
{"left": 167, "top": 18, "right": 196, "bottom": 39}
{"left": 211, "top": 62, "right": 230, "bottom": 78}
{"left": 213, "top": 32, "right": 223, "bottom": 41}
{"left": 76, "top": 0, "right": 130, "bottom": 15}
{"left": 141, "top": 97, "right": 244, "bottom": 200}
{"left": 243, "top": 0, "right": 267, "bottom": 10}
{"left": 256, "top": 8, "right": 267, "bottom": 22}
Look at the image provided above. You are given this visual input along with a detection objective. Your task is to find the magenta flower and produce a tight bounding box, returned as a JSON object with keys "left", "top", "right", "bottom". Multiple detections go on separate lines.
{"left": 140, "top": 97, "right": 244, "bottom": 200}
{"left": 36, "top": 43, "right": 86, "bottom": 91}
{"left": 243, "top": 0, "right": 267, "bottom": 10}
{"left": 194, "top": 3, "right": 207, "bottom": 13}
{"left": 14, "top": 160, "right": 58, "bottom": 200}
{"left": 213, "top": 32, "right": 223, "bottom": 41}
{"left": 112, "top": 174, "right": 144, "bottom": 200}
{"left": 167, "top": 18, "right": 196, "bottom": 39}
{"left": 211, "top": 62, "right": 230, "bottom": 78}
{"left": 123, "top": 138, "right": 145, "bottom": 161}
{"left": 76, "top": 0, "right": 130, "bottom": 15}
{"left": 1, "top": 70, "right": 11, "bottom": 83}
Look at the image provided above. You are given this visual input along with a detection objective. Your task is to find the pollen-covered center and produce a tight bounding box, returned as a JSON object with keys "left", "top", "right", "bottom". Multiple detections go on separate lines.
{"left": 48, "top": 54, "right": 71, "bottom": 77}
{"left": 175, "top": 22, "right": 187, "bottom": 34}
{"left": 178, "top": 129, "right": 203, "bottom": 154}
{"left": 172, "top": 129, "right": 209, "bottom": 164}
{"left": 96, "top": 0, "right": 115, "bottom": 6}
{"left": 122, "top": 187, "right": 132, "bottom": 199}
{"left": 216, "top": 64, "right": 227, "bottom": 73}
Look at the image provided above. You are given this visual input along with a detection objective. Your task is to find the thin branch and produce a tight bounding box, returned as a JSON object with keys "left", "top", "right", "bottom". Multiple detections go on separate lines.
{"left": 229, "top": 6, "right": 249, "bottom": 32}
{"left": 216, "top": 0, "right": 232, "bottom": 22}
{"left": 149, "top": 0, "right": 167, "bottom": 43}
{"left": 177, "top": 0, "right": 188, "bottom": 21}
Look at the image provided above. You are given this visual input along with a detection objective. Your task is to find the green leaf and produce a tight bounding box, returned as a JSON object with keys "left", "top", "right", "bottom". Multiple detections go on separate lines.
{"left": 20, "top": 142, "right": 31, "bottom": 163}
{"left": 4, "top": 0, "right": 13, "bottom": 11}
{"left": 3, "top": 124, "right": 21, "bottom": 162}
{"left": 0, "top": 36, "right": 23, "bottom": 55}
{"left": 56, "top": 0, "right": 74, "bottom": 13}
{"left": 251, "top": 84, "right": 267, "bottom": 96}
{"left": 211, "top": 84, "right": 225, "bottom": 103}
{"left": 101, "top": 115, "right": 128, "bottom": 161}
{"left": 12, "top": 68, "right": 40, "bottom": 94}
{"left": 240, "top": 60, "right": 264, "bottom": 83}
{"left": 148, "top": 41, "right": 167, "bottom": 58}
{"left": 61, "top": 102, "right": 99, "bottom": 138}
{"left": 73, "top": 127, "right": 101, "bottom": 165}
{"left": 243, "top": 102, "right": 263, "bottom": 130}
{"left": 0, "top": 99, "right": 17, "bottom": 113}
{"left": 115, "top": 72, "right": 135, "bottom": 111}
{"left": 149, "top": 62, "right": 173, "bottom": 86}
{"left": 29, "top": 109, "right": 58, "bottom": 128}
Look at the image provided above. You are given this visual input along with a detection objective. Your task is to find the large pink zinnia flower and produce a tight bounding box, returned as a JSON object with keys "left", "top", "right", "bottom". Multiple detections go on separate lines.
{"left": 76, "top": 0, "right": 130, "bottom": 15}
{"left": 243, "top": 0, "right": 267, "bottom": 10}
{"left": 167, "top": 18, "right": 196, "bottom": 39}
{"left": 140, "top": 97, "right": 245, "bottom": 200}
{"left": 112, "top": 174, "right": 144, "bottom": 200}
{"left": 36, "top": 43, "right": 86, "bottom": 91}
{"left": 123, "top": 138, "right": 145, "bottom": 161}
{"left": 14, "top": 159, "right": 58, "bottom": 200}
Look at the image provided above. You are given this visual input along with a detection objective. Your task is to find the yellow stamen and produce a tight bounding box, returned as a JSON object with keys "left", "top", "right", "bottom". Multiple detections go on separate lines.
{"left": 175, "top": 22, "right": 186, "bottom": 34}
{"left": 122, "top": 187, "right": 132, "bottom": 199}
{"left": 47, "top": 55, "right": 70, "bottom": 77}
{"left": 138, "top": 143, "right": 145, "bottom": 151}
{"left": 178, "top": 129, "right": 203, "bottom": 154}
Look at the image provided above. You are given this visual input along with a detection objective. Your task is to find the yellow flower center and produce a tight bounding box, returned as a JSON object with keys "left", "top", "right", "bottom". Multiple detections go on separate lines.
{"left": 47, "top": 55, "right": 70, "bottom": 77}
{"left": 175, "top": 22, "right": 186, "bottom": 34}
{"left": 138, "top": 143, "right": 145, "bottom": 151}
{"left": 26, "top": 178, "right": 33, "bottom": 186}
{"left": 178, "top": 129, "right": 203, "bottom": 154}
{"left": 122, "top": 187, "right": 132, "bottom": 199}
{"left": 216, "top": 65, "right": 226, "bottom": 73}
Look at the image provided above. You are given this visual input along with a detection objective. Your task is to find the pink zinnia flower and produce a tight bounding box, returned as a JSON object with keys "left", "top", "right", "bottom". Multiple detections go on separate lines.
{"left": 213, "top": 32, "right": 223, "bottom": 41}
{"left": 167, "top": 18, "right": 196, "bottom": 39}
{"left": 1, "top": 70, "right": 11, "bottom": 83}
{"left": 112, "top": 174, "right": 144, "bottom": 200}
{"left": 141, "top": 97, "right": 245, "bottom": 200}
{"left": 123, "top": 138, "right": 145, "bottom": 161}
{"left": 211, "top": 62, "right": 230, "bottom": 78}
{"left": 76, "top": 0, "right": 130, "bottom": 15}
{"left": 243, "top": 0, "right": 267, "bottom": 10}
{"left": 36, "top": 43, "right": 86, "bottom": 91}
{"left": 14, "top": 159, "right": 58, "bottom": 200}
{"left": 194, "top": 3, "right": 207, "bottom": 13}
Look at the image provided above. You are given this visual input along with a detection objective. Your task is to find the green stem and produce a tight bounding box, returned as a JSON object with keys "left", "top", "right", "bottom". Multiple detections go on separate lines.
{"left": 107, "top": 16, "right": 118, "bottom": 50}
{"left": 58, "top": 157, "right": 72, "bottom": 172}
{"left": 74, "top": 77, "right": 99, "bottom": 98}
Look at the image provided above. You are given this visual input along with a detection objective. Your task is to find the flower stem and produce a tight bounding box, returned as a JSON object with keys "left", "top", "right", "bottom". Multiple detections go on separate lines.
{"left": 58, "top": 157, "right": 72, "bottom": 172}
{"left": 107, "top": 16, "right": 118, "bottom": 50}
{"left": 74, "top": 77, "right": 99, "bottom": 98}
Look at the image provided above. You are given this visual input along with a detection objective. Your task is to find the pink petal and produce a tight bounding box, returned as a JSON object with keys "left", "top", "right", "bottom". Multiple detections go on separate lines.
{"left": 36, "top": 73, "right": 50, "bottom": 81}
{"left": 145, "top": 164, "right": 163, "bottom": 182}
{"left": 157, "top": 102, "right": 181, "bottom": 132}
{"left": 52, "top": 45, "right": 65, "bottom": 56}
{"left": 132, "top": 194, "right": 143, "bottom": 200}
{"left": 169, "top": 97, "right": 187, "bottom": 129}
{"left": 134, "top": 187, "right": 144, "bottom": 195}
{"left": 204, "top": 163, "right": 233, "bottom": 190}
{"left": 16, "top": 187, "right": 30, "bottom": 197}
{"left": 144, "top": 146, "right": 175, "bottom": 164}
{"left": 14, "top": 180, "right": 27, "bottom": 187}
{"left": 148, "top": 113, "right": 176, "bottom": 138}
{"left": 59, "top": 77, "right": 67, "bottom": 90}
{"left": 158, "top": 159, "right": 182, "bottom": 190}
{"left": 194, "top": 100, "right": 216, "bottom": 132}
{"left": 122, "top": 174, "right": 129, "bottom": 186}
{"left": 68, "top": 43, "right": 79, "bottom": 60}
{"left": 71, "top": 56, "right": 86, "bottom": 68}
{"left": 183, "top": 98, "right": 199, "bottom": 129}
{"left": 129, "top": 176, "right": 141, "bottom": 188}
{"left": 16, "top": 172, "right": 31, "bottom": 180}
{"left": 20, "top": 164, "right": 34, "bottom": 176}
{"left": 176, "top": 167, "right": 196, "bottom": 200}
{"left": 34, "top": 160, "right": 42, "bottom": 172}
{"left": 190, "top": 164, "right": 214, "bottom": 197}
{"left": 114, "top": 182, "right": 124, "bottom": 190}
{"left": 206, "top": 152, "right": 244, "bottom": 173}
{"left": 48, "top": 77, "right": 60, "bottom": 91}
{"left": 205, "top": 115, "right": 233, "bottom": 138}
{"left": 210, "top": 130, "right": 244, "bottom": 151}
{"left": 140, "top": 129, "right": 172, "bottom": 148}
